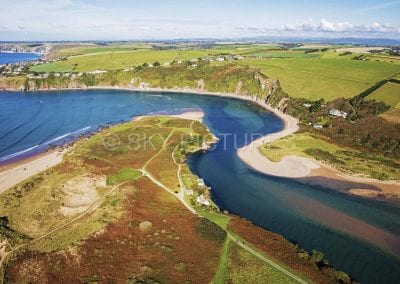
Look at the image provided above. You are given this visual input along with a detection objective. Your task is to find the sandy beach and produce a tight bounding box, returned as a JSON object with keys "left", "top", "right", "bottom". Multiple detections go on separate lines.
{"left": 234, "top": 102, "right": 400, "bottom": 198}
{"left": 237, "top": 105, "right": 321, "bottom": 178}
{"left": 1, "top": 86, "right": 399, "bottom": 199}
{"left": 0, "top": 148, "right": 67, "bottom": 194}
{"left": 134, "top": 110, "right": 204, "bottom": 123}
{"left": 0, "top": 110, "right": 204, "bottom": 194}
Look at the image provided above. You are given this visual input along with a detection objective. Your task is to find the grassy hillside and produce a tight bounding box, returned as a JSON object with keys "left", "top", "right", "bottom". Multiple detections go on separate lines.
{"left": 31, "top": 49, "right": 210, "bottom": 72}
{"left": 35, "top": 44, "right": 280, "bottom": 73}
{"left": 367, "top": 82, "right": 400, "bottom": 108}
{"left": 241, "top": 56, "right": 400, "bottom": 100}
{"left": 0, "top": 117, "right": 346, "bottom": 283}
{"left": 5, "top": 64, "right": 283, "bottom": 103}
{"left": 1, "top": 117, "right": 224, "bottom": 282}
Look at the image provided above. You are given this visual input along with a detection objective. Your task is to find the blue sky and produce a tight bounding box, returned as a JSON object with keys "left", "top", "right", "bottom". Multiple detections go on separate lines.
{"left": 0, "top": 0, "right": 399, "bottom": 40}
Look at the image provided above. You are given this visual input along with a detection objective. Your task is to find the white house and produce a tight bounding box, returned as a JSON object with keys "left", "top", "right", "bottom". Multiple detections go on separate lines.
{"left": 329, "top": 109, "right": 348, "bottom": 118}
{"left": 196, "top": 194, "right": 210, "bottom": 206}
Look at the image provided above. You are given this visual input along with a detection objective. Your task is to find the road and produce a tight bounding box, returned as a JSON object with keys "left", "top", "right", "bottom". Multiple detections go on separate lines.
{"left": 228, "top": 233, "right": 309, "bottom": 284}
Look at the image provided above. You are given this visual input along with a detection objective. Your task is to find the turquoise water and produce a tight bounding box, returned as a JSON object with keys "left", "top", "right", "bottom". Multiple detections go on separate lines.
{"left": 0, "top": 52, "right": 41, "bottom": 64}
{"left": 0, "top": 90, "right": 399, "bottom": 283}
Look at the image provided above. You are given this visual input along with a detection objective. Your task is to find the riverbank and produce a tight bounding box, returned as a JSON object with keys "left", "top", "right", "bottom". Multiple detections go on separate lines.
{"left": 1, "top": 85, "right": 399, "bottom": 199}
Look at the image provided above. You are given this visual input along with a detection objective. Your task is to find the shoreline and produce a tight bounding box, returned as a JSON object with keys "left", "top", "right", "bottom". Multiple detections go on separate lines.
{"left": 1, "top": 85, "right": 399, "bottom": 199}
{"left": 0, "top": 147, "right": 68, "bottom": 194}
{"left": 0, "top": 110, "right": 205, "bottom": 195}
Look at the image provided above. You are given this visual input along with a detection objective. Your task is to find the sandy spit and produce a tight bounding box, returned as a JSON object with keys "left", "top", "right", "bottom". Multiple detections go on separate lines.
{"left": 2, "top": 86, "right": 399, "bottom": 198}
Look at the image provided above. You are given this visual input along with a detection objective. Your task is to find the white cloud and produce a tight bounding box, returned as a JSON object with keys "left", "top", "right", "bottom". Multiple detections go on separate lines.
{"left": 242, "top": 19, "right": 400, "bottom": 37}
{"left": 317, "top": 19, "right": 353, "bottom": 32}
{"left": 0, "top": 1, "right": 399, "bottom": 40}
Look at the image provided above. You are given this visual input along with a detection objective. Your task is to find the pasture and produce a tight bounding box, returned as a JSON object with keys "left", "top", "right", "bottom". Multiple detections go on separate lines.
{"left": 32, "top": 49, "right": 210, "bottom": 72}
{"left": 367, "top": 82, "right": 400, "bottom": 108}
{"left": 46, "top": 43, "right": 151, "bottom": 58}
{"left": 241, "top": 56, "right": 400, "bottom": 100}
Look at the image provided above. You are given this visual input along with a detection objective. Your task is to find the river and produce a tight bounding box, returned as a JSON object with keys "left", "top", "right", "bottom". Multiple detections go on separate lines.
{"left": 0, "top": 89, "right": 399, "bottom": 283}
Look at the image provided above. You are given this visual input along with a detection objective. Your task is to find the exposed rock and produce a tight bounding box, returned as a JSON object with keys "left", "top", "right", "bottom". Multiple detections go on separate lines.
{"left": 277, "top": 97, "right": 290, "bottom": 112}
{"left": 139, "top": 221, "right": 153, "bottom": 232}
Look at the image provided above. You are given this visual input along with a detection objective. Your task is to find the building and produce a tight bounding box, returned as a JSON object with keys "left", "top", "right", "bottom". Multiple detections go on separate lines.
{"left": 329, "top": 109, "right": 348, "bottom": 118}
{"left": 196, "top": 194, "right": 210, "bottom": 206}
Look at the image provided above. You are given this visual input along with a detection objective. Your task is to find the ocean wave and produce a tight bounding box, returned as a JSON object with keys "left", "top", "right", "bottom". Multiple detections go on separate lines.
{"left": 41, "top": 126, "right": 92, "bottom": 146}
{"left": 0, "top": 126, "right": 92, "bottom": 163}
{"left": 0, "top": 145, "right": 39, "bottom": 163}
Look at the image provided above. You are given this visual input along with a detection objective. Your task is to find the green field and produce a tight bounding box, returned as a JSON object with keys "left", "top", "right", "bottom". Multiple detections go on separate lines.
{"left": 208, "top": 44, "right": 282, "bottom": 54}
{"left": 33, "top": 44, "right": 400, "bottom": 103}
{"left": 241, "top": 56, "right": 400, "bottom": 100}
{"left": 367, "top": 82, "right": 400, "bottom": 108}
{"left": 260, "top": 133, "right": 400, "bottom": 180}
{"left": 35, "top": 44, "right": 284, "bottom": 73}
{"left": 32, "top": 49, "right": 210, "bottom": 72}
{"left": 50, "top": 44, "right": 151, "bottom": 58}
{"left": 247, "top": 50, "right": 320, "bottom": 58}
{"left": 106, "top": 167, "right": 142, "bottom": 185}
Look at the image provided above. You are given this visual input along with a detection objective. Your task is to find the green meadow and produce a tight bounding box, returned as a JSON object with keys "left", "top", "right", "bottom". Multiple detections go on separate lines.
{"left": 32, "top": 49, "right": 210, "bottom": 72}
{"left": 31, "top": 44, "right": 400, "bottom": 103}
{"left": 247, "top": 50, "right": 320, "bottom": 58}
{"left": 53, "top": 44, "right": 152, "bottom": 57}
{"left": 241, "top": 56, "right": 400, "bottom": 101}
{"left": 367, "top": 82, "right": 400, "bottom": 108}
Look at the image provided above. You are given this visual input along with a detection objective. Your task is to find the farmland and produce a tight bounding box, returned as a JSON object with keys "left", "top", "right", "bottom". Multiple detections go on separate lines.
{"left": 32, "top": 44, "right": 281, "bottom": 73}
{"left": 31, "top": 49, "right": 211, "bottom": 73}
{"left": 367, "top": 82, "right": 400, "bottom": 108}
{"left": 48, "top": 43, "right": 152, "bottom": 58}
{"left": 240, "top": 55, "right": 400, "bottom": 101}
{"left": 29, "top": 43, "right": 400, "bottom": 103}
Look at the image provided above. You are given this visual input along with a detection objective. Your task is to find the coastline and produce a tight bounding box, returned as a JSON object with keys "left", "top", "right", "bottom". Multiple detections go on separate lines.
{"left": 0, "top": 110, "right": 205, "bottom": 195}
{"left": 0, "top": 147, "right": 67, "bottom": 194}
{"left": 1, "top": 85, "right": 399, "bottom": 199}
